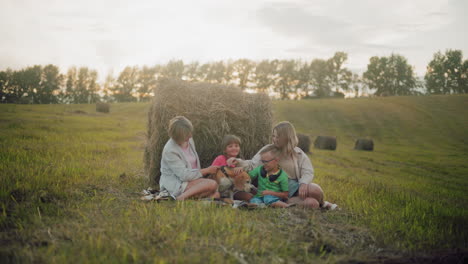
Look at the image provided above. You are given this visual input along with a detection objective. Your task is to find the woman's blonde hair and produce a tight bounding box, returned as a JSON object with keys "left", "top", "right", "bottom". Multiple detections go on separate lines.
{"left": 273, "top": 121, "right": 298, "bottom": 155}
{"left": 221, "top": 134, "right": 241, "bottom": 155}
{"left": 168, "top": 116, "right": 193, "bottom": 144}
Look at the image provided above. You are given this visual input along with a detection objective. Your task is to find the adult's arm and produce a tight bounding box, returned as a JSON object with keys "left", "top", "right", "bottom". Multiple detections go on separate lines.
{"left": 235, "top": 145, "right": 271, "bottom": 171}
{"left": 162, "top": 149, "right": 202, "bottom": 181}
{"left": 297, "top": 149, "right": 314, "bottom": 185}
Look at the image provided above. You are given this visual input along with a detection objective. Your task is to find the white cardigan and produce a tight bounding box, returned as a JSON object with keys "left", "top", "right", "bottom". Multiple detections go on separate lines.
{"left": 160, "top": 138, "right": 202, "bottom": 197}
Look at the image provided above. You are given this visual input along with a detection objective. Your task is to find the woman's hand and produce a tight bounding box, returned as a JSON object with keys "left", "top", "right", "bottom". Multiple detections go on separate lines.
{"left": 226, "top": 157, "right": 238, "bottom": 167}
{"left": 233, "top": 167, "right": 243, "bottom": 176}
{"left": 201, "top": 166, "right": 219, "bottom": 176}
{"left": 298, "top": 183, "right": 309, "bottom": 200}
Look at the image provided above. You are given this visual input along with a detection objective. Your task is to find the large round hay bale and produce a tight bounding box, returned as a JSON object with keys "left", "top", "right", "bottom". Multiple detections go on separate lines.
{"left": 297, "top": 133, "right": 311, "bottom": 153}
{"left": 354, "top": 138, "right": 374, "bottom": 151}
{"left": 96, "top": 102, "right": 110, "bottom": 113}
{"left": 314, "top": 136, "right": 337, "bottom": 150}
{"left": 144, "top": 78, "right": 273, "bottom": 187}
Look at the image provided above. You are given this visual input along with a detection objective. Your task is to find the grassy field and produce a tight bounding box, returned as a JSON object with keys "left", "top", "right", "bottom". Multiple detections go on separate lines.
{"left": 1, "top": 95, "right": 467, "bottom": 263}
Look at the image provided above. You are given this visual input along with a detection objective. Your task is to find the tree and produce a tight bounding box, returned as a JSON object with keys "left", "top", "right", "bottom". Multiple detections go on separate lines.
{"left": 206, "top": 61, "right": 226, "bottom": 83}
{"left": 233, "top": 59, "right": 254, "bottom": 90}
{"left": 275, "top": 60, "right": 297, "bottom": 99}
{"left": 184, "top": 62, "right": 200, "bottom": 82}
{"left": 363, "top": 54, "right": 417, "bottom": 96}
{"left": 223, "top": 60, "right": 235, "bottom": 84}
{"left": 197, "top": 63, "right": 210, "bottom": 81}
{"left": 75, "top": 67, "right": 90, "bottom": 103}
{"left": 9, "top": 69, "right": 32, "bottom": 103}
{"left": 254, "top": 59, "right": 278, "bottom": 93}
{"left": 328, "top": 52, "right": 352, "bottom": 93}
{"left": 295, "top": 60, "right": 310, "bottom": 97}
{"left": 37, "top": 65, "right": 62, "bottom": 104}
{"left": 309, "top": 59, "right": 331, "bottom": 97}
{"left": 64, "top": 67, "right": 77, "bottom": 103}
{"left": 137, "top": 66, "right": 157, "bottom": 101}
{"left": 162, "top": 60, "right": 184, "bottom": 79}
{"left": 113, "top": 66, "right": 138, "bottom": 102}
{"left": 87, "top": 70, "right": 100, "bottom": 103}
{"left": 425, "top": 50, "right": 468, "bottom": 94}
{"left": 0, "top": 70, "right": 12, "bottom": 103}
{"left": 19, "top": 66, "right": 42, "bottom": 103}
{"left": 102, "top": 71, "right": 115, "bottom": 102}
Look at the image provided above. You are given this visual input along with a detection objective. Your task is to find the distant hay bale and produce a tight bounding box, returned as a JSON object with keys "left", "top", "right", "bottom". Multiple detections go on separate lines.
{"left": 354, "top": 138, "right": 374, "bottom": 151}
{"left": 297, "top": 133, "right": 311, "bottom": 153}
{"left": 144, "top": 78, "right": 273, "bottom": 187}
{"left": 314, "top": 136, "right": 337, "bottom": 150}
{"left": 96, "top": 102, "right": 110, "bottom": 113}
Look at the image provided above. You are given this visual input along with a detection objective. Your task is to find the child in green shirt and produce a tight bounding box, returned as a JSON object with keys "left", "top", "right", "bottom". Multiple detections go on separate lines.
{"left": 248, "top": 145, "right": 291, "bottom": 208}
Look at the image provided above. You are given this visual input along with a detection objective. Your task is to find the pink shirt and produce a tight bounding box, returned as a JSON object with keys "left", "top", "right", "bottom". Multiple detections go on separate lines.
{"left": 211, "top": 155, "right": 236, "bottom": 167}
{"left": 182, "top": 145, "right": 199, "bottom": 169}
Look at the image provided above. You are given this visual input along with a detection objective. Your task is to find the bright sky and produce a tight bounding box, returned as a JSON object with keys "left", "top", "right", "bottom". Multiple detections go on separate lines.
{"left": 1, "top": 0, "right": 467, "bottom": 79}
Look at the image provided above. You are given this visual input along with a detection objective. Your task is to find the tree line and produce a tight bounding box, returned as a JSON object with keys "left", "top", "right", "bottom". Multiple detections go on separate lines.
{"left": 1, "top": 50, "right": 467, "bottom": 104}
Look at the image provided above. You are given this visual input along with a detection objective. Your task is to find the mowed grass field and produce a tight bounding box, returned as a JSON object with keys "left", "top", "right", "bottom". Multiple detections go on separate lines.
{"left": 1, "top": 95, "right": 467, "bottom": 263}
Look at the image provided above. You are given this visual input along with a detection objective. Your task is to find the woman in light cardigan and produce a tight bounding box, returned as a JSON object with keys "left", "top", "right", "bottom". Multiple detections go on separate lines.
{"left": 160, "top": 116, "right": 220, "bottom": 200}
{"left": 229, "top": 121, "right": 326, "bottom": 209}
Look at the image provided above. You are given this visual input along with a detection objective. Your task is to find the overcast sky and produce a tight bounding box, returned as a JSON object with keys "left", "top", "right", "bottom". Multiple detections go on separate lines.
{"left": 1, "top": 0, "right": 467, "bottom": 79}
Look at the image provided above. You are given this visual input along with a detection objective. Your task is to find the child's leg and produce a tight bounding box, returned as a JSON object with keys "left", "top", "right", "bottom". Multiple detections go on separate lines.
{"left": 249, "top": 196, "right": 264, "bottom": 204}
{"left": 263, "top": 195, "right": 281, "bottom": 205}
{"left": 270, "top": 201, "right": 290, "bottom": 208}
{"left": 263, "top": 195, "right": 290, "bottom": 208}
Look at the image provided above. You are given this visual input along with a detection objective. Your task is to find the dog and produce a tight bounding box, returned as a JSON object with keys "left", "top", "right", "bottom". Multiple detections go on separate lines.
{"left": 208, "top": 166, "right": 253, "bottom": 202}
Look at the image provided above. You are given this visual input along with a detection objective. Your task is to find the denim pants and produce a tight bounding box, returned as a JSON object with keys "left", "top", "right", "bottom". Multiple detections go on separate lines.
{"left": 288, "top": 179, "right": 300, "bottom": 198}
{"left": 250, "top": 195, "right": 281, "bottom": 205}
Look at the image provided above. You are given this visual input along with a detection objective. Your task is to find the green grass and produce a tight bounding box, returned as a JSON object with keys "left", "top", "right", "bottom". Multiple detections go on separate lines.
{"left": 1, "top": 95, "right": 467, "bottom": 263}
{"left": 274, "top": 95, "right": 468, "bottom": 250}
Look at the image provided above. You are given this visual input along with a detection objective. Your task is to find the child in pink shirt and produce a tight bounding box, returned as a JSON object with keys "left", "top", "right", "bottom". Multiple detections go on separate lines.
{"left": 211, "top": 135, "right": 244, "bottom": 174}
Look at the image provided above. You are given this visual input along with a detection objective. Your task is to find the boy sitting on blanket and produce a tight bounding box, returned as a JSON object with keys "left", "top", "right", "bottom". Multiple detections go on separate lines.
{"left": 248, "top": 145, "right": 292, "bottom": 208}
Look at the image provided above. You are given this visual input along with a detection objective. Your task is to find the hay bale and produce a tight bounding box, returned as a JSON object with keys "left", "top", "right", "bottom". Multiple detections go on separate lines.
{"left": 96, "top": 102, "right": 110, "bottom": 113}
{"left": 354, "top": 138, "right": 374, "bottom": 151}
{"left": 144, "top": 78, "right": 273, "bottom": 187}
{"left": 314, "top": 136, "right": 337, "bottom": 150}
{"left": 297, "top": 133, "right": 311, "bottom": 153}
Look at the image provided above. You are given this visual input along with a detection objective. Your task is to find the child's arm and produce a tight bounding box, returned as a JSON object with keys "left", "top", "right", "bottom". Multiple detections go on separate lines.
{"left": 262, "top": 174, "right": 289, "bottom": 200}
{"left": 233, "top": 167, "right": 244, "bottom": 175}
{"left": 261, "top": 190, "right": 289, "bottom": 200}
{"left": 248, "top": 166, "right": 260, "bottom": 180}
{"left": 211, "top": 155, "right": 227, "bottom": 166}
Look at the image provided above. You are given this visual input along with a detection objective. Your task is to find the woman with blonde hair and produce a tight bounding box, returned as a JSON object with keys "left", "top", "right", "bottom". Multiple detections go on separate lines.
{"left": 160, "top": 116, "right": 220, "bottom": 200}
{"left": 229, "top": 121, "right": 333, "bottom": 209}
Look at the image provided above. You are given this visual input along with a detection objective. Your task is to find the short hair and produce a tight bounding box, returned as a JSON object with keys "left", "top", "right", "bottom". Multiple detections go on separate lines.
{"left": 273, "top": 121, "right": 298, "bottom": 155}
{"left": 221, "top": 134, "right": 241, "bottom": 153}
{"left": 260, "top": 145, "right": 280, "bottom": 158}
{"left": 168, "top": 116, "right": 193, "bottom": 143}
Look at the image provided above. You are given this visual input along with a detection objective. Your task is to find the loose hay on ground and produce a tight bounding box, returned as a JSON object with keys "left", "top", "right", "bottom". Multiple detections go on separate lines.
{"left": 144, "top": 78, "right": 273, "bottom": 187}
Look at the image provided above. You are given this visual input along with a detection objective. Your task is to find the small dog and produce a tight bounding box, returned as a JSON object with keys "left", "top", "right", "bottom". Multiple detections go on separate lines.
{"left": 208, "top": 166, "right": 253, "bottom": 202}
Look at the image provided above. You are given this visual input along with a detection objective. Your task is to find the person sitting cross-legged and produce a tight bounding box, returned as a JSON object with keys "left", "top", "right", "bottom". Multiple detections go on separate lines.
{"left": 248, "top": 145, "right": 290, "bottom": 208}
